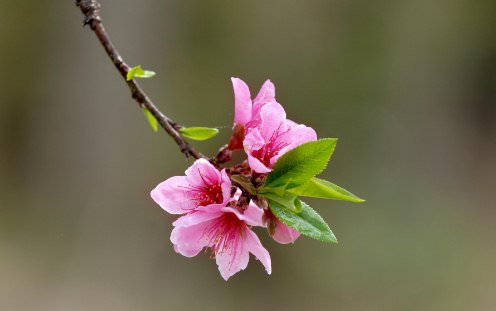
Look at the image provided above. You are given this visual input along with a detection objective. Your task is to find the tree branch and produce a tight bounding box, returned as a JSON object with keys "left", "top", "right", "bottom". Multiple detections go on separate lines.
{"left": 76, "top": 0, "right": 203, "bottom": 160}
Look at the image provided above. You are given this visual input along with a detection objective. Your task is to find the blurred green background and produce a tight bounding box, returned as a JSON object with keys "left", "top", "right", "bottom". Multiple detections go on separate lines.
{"left": 1, "top": 0, "right": 495, "bottom": 310}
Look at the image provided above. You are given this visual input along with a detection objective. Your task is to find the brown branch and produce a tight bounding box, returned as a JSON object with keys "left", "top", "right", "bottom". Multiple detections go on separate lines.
{"left": 76, "top": 0, "right": 203, "bottom": 160}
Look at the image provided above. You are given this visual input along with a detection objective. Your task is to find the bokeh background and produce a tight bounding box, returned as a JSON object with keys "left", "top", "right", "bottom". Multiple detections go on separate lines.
{"left": 1, "top": 0, "right": 495, "bottom": 310}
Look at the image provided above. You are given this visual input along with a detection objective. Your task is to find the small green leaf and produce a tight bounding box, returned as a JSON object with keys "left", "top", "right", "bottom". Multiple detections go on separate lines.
{"left": 179, "top": 127, "right": 219, "bottom": 141}
{"left": 263, "top": 191, "right": 302, "bottom": 213}
{"left": 258, "top": 179, "right": 290, "bottom": 197}
{"left": 263, "top": 138, "right": 338, "bottom": 190}
{"left": 143, "top": 108, "right": 158, "bottom": 132}
{"left": 230, "top": 175, "right": 256, "bottom": 195}
{"left": 127, "top": 65, "right": 156, "bottom": 81}
{"left": 288, "top": 177, "right": 365, "bottom": 203}
{"left": 269, "top": 200, "right": 337, "bottom": 243}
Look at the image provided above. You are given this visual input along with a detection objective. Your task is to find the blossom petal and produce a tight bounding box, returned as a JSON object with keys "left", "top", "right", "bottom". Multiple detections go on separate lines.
{"left": 253, "top": 79, "right": 275, "bottom": 109}
{"left": 150, "top": 176, "right": 197, "bottom": 214}
{"left": 244, "top": 229, "right": 272, "bottom": 275}
{"left": 171, "top": 220, "right": 213, "bottom": 257}
{"left": 172, "top": 207, "right": 223, "bottom": 227}
{"left": 270, "top": 122, "right": 318, "bottom": 166}
{"left": 247, "top": 155, "right": 272, "bottom": 174}
{"left": 244, "top": 129, "right": 272, "bottom": 173}
{"left": 258, "top": 102, "right": 286, "bottom": 139}
{"left": 243, "top": 128, "right": 265, "bottom": 151}
{"left": 239, "top": 203, "right": 265, "bottom": 227}
{"left": 221, "top": 203, "right": 265, "bottom": 227}
{"left": 185, "top": 158, "right": 221, "bottom": 187}
{"left": 215, "top": 231, "right": 250, "bottom": 281}
{"left": 272, "top": 220, "right": 301, "bottom": 244}
{"left": 232, "top": 77, "right": 252, "bottom": 126}
{"left": 220, "top": 169, "right": 232, "bottom": 205}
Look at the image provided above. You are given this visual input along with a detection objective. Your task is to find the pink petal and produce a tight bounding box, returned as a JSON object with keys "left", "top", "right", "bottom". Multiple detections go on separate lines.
{"left": 231, "top": 77, "right": 252, "bottom": 126}
{"left": 185, "top": 159, "right": 221, "bottom": 187}
{"left": 240, "top": 202, "right": 265, "bottom": 227}
{"left": 150, "top": 176, "right": 197, "bottom": 214}
{"left": 244, "top": 229, "right": 272, "bottom": 275}
{"left": 243, "top": 128, "right": 265, "bottom": 151}
{"left": 172, "top": 207, "right": 223, "bottom": 227}
{"left": 272, "top": 220, "right": 301, "bottom": 244}
{"left": 220, "top": 169, "right": 232, "bottom": 205}
{"left": 231, "top": 188, "right": 242, "bottom": 201}
{"left": 171, "top": 220, "right": 213, "bottom": 257}
{"left": 270, "top": 123, "right": 317, "bottom": 166}
{"left": 283, "top": 121, "right": 317, "bottom": 146}
{"left": 221, "top": 203, "right": 265, "bottom": 227}
{"left": 252, "top": 79, "right": 275, "bottom": 115}
{"left": 243, "top": 129, "right": 272, "bottom": 173}
{"left": 247, "top": 155, "right": 272, "bottom": 174}
{"left": 243, "top": 80, "right": 276, "bottom": 130}
{"left": 215, "top": 231, "right": 250, "bottom": 280}
{"left": 258, "top": 102, "right": 286, "bottom": 139}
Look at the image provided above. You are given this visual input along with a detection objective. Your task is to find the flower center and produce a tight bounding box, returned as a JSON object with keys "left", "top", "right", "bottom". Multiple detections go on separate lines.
{"left": 252, "top": 125, "right": 290, "bottom": 167}
{"left": 181, "top": 170, "right": 224, "bottom": 207}
{"left": 185, "top": 182, "right": 223, "bottom": 206}
{"left": 205, "top": 213, "right": 245, "bottom": 258}
{"left": 197, "top": 184, "right": 223, "bottom": 206}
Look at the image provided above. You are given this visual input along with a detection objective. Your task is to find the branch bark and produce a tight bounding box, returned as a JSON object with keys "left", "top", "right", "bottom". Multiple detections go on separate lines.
{"left": 76, "top": 0, "right": 203, "bottom": 160}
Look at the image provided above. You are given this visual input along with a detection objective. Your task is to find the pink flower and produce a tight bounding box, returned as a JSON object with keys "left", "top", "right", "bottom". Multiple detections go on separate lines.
{"left": 243, "top": 101, "right": 317, "bottom": 173}
{"left": 232, "top": 78, "right": 316, "bottom": 245}
{"left": 171, "top": 202, "right": 272, "bottom": 280}
{"left": 150, "top": 159, "right": 232, "bottom": 215}
{"left": 232, "top": 77, "right": 275, "bottom": 129}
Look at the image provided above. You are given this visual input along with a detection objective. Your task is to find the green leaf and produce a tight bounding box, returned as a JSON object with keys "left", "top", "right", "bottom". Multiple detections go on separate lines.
{"left": 143, "top": 108, "right": 158, "bottom": 132}
{"left": 263, "top": 138, "right": 338, "bottom": 190}
{"left": 230, "top": 175, "right": 256, "bottom": 195}
{"left": 288, "top": 177, "right": 365, "bottom": 203}
{"left": 269, "top": 200, "right": 337, "bottom": 243}
{"left": 126, "top": 65, "right": 156, "bottom": 81}
{"left": 258, "top": 178, "right": 290, "bottom": 197}
{"left": 179, "top": 127, "right": 219, "bottom": 141}
{"left": 263, "top": 191, "right": 302, "bottom": 213}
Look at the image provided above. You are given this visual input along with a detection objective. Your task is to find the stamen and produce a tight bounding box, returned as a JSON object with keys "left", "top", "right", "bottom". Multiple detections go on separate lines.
{"left": 177, "top": 174, "right": 224, "bottom": 208}
{"left": 203, "top": 213, "right": 245, "bottom": 269}
{"left": 252, "top": 123, "right": 290, "bottom": 167}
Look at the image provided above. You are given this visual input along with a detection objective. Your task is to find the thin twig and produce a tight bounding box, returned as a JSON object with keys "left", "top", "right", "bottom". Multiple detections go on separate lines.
{"left": 76, "top": 0, "right": 203, "bottom": 160}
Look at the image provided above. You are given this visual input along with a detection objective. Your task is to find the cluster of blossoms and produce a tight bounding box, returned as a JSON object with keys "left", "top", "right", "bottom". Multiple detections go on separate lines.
{"left": 151, "top": 78, "right": 338, "bottom": 280}
{"left": 78, "top": 0, "right": 362, "bottom": 281}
